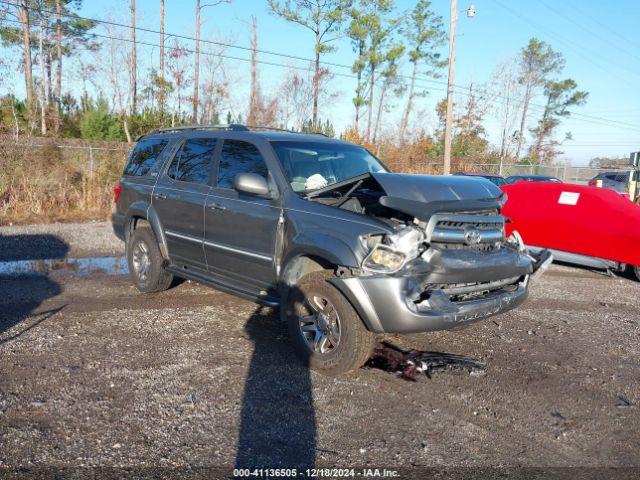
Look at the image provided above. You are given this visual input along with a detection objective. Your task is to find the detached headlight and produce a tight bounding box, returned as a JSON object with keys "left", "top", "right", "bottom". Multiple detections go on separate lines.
{"left": 362, "top": 245, "right": 406, "bottom": 273}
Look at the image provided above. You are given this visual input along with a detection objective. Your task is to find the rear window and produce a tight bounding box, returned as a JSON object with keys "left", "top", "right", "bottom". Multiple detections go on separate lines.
{"left": 124, "top": 138, "right": 169, "bottom": 176}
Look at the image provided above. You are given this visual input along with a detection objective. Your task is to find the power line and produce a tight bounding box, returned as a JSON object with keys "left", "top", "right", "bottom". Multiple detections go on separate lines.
{"left": 563, "top": 0, "right": 640, "bottom": 50}
{"left": 6, "top": 0, "right": 637, "bottom": 131}
{"left": 3, "top": 4, "right": 640, "bottom": 135}
{"left": 491, "top": 0, "right": 640, "bottom": 88}
{"left": 534, "top": 0, "right": 640, "bottom": 64}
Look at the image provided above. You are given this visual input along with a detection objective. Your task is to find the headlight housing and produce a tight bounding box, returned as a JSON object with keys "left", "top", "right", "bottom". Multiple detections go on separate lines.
{"left": 362, "top": 244, "right": 407, "bottom": 273}
{"left": 361, "top": 227, "right": 425, "bottom": 274}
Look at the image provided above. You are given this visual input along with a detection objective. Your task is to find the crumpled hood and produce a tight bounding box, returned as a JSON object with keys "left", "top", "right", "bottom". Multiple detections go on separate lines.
{"left": 372, "top": 172, "right": 504, "bottom": 221}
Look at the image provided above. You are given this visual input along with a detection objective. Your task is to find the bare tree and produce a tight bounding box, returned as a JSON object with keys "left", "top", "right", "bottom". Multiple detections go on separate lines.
{"left": 490, "top": 59, "right": 522, "bottom": 163}
{"left": 129, "top": 0, "right": 137, "bottom": 115}
{"left": 53, "top": 0, "right": 62, "bottom": 134}
{"left": 201, "top": 43, "right": 230, "bottom": 124}
{"left": 167, "top": 39, "right": 192, "bottom": 119}
{"left": 277, "top": 66, "right": 334, "bottom": 130}
{"left": 37, "top": 2, "right": 48, "bottom": 135}
{"left": 19, "top": 0, "right": 35, "bottom": 126}
{"left": 96, "top": 20, "right": 129, "bottom": 116}
{"left": 194, "top": 0, "right": 232, "bottom": 124}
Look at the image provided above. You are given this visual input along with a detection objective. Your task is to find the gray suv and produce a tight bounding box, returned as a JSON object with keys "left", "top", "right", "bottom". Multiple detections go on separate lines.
{"left": 112, "top": 125, "right": 550, "bottom": 375}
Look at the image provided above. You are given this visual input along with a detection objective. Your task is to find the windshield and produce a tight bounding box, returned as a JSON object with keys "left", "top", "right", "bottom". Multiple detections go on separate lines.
{"left": 270, "top": 141, "right": 388, "bottom": 193}
{"left": 484, "top": 176, "right": 507, "bottom": 187}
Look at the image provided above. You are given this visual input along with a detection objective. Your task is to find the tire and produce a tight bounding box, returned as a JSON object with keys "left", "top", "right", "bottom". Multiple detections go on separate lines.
{"left": 126, "top": 226, "right": 173, "bottom": 293}
{"left": 286, "top": 271, "right": 375, "bottom": 376}
{"left": 633, "top": 265, "right": 640, "bottom": 282}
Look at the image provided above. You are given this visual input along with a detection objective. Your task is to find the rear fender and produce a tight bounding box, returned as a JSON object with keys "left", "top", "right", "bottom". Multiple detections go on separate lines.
{"left": 125, "top": 201, "right": 169, "bottom": 260}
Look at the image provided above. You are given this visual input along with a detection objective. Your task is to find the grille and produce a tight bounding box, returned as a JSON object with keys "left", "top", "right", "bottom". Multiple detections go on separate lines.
{"left": 426, "top": 213, "right": 505, "bottom": 249}
{"left": 426, "top": 276, "right": 520, "bottom": 302}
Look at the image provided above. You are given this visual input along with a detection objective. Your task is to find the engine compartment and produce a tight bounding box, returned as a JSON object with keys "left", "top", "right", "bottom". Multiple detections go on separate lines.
{"left": 306, "top": 175, "right": 413, "bottom": 225}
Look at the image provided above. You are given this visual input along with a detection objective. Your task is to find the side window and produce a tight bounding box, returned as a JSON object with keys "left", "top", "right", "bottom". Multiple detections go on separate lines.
{"left": 167, "top": 138, "right": 217, "bottom": 185}
{"left": 124, "top": 138, "right": 169, "bottom": 176}
{"left": 217, "top": 140, "right": 268, "bottom": 189}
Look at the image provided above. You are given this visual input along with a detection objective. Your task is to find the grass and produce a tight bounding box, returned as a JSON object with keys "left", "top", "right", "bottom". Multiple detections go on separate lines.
{"left": 0, "top": 138, "right": 130, "bottom": 225}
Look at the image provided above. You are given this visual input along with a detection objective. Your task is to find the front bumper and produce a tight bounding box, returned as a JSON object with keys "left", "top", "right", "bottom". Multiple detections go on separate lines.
{"left": 330, "top": 248, "right": 552, "bottom": 334}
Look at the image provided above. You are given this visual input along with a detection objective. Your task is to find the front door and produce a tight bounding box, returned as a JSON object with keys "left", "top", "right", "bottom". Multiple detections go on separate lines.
{"left": 204, "top": 139, "right": 281, "bottom": 290}
{"left": 153, "top": 137, "right": 218, "bottom": 273}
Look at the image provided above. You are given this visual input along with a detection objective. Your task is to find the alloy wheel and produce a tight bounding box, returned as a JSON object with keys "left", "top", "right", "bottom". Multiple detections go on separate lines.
{"left": 298, "top": 293, "right": 342, "bottom": 354}
{"left": 132, "top": 240, "right": 151, "bottom": 282}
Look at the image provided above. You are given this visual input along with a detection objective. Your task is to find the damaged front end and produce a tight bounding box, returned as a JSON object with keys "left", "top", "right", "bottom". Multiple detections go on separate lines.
{"left": 321, "top": 173, "right": 551, "bottom": 334}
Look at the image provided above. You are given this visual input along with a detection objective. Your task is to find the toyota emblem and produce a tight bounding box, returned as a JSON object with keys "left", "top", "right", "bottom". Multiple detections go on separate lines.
{"left": 464, "top": 228, "right": 482, "bottom": 245}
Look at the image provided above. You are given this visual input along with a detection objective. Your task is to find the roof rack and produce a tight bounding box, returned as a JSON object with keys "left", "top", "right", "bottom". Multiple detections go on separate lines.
{"left": 150, "top": 124, "right": 248, "bottom": 135}
{"left": 148, "top": 123, "right": 328, "bottom": 137}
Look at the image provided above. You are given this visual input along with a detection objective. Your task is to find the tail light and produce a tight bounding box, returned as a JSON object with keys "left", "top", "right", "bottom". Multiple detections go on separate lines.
{"left": 588, "top": 180, "right": 596, "bottom": 186}
{"left": 113, "top": 183, "right": 123, "bottom": 204}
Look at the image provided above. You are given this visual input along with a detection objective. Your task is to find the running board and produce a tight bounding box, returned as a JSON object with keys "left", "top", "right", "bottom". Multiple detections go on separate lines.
{"left": 166, "top": 266, "right": 280, "bottom": 307}
{"left": 525, "top": 246, "right": 622, "bottom": 271}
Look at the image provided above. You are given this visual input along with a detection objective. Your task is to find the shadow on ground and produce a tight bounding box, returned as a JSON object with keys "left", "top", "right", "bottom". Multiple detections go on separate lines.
{"left": 234, "top": 304, "right": 316, "bottom": 470}
{"left": 0, "top": 234, "right": 66, "bottom": 340}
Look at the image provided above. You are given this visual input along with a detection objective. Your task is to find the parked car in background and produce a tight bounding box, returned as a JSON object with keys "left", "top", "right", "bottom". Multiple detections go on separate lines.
{"left": 453, "top": 172, "right": 507, "bottom": 187}
{"left": 112, "top": 124, "right": 550, "bottom": 375}
{"left": 502, "top": 181, "right": 640, "bottom": 281}
{"left": 506, "top": 175, "right": 562, "bottom": 184}
{"left": 588, "top": 171, "right": 629, "bottom": 194}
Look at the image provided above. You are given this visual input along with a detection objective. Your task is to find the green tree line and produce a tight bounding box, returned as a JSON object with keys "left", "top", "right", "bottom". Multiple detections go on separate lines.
{"left": 0, "top": 0, "right": 587, "bottom": 165}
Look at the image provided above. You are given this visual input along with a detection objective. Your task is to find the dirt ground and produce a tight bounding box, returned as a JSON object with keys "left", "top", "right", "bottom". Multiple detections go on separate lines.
{"left": 1, "top": 223, "right": 639, "bottom": 478}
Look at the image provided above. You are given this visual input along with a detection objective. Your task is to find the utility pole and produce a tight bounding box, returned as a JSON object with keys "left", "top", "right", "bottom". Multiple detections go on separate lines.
{"left": 443, "top": 0, "right": 457, "bottom": 175}
{"left": 443, "top": 2, "right": 474, "bottom": 175}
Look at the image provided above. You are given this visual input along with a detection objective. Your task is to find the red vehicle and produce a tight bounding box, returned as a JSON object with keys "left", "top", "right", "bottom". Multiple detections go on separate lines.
{"left": 501, "top": 181, "right": 640, "bottom": 280}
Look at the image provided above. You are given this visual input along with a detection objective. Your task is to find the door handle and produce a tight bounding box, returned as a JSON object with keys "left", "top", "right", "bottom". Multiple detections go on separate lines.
{"left": 154, "top": 192, "right": 167, "bottom": 200}
{"left": 208, "top": 202, "right": 226, "bottom": 211}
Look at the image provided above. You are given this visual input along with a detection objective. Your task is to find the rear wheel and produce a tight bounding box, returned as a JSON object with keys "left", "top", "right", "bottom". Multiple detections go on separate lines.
{"left": 633, "top": 265, "right": 640, "bottom": 282}
{"left": 126, "top": 226, "right": 173, "bottom": 293}
{"left": 286, "top": 271, "right": 375, "bottom": 376}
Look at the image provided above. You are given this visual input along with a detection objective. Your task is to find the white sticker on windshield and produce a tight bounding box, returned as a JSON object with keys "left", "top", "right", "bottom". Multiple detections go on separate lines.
{"left": 558, "top": 191, "right": 580, "bottom": 205}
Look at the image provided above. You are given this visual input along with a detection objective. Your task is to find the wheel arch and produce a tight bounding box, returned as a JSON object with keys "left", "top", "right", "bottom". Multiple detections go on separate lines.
{"left": 124, "top": 203, "right": 169, "bottom": 260}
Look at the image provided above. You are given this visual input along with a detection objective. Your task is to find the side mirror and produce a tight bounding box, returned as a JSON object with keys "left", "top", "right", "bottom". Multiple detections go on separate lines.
{"left": 233, "top": 172, "right": 270, "bottom": 196}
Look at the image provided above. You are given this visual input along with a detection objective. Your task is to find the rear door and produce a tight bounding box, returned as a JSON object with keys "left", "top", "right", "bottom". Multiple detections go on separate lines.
{"left": 204, "top": 139, "right": 281, "bottom": 290}
{"left": 153, "top": 137, "right": 218, "bottom": 273}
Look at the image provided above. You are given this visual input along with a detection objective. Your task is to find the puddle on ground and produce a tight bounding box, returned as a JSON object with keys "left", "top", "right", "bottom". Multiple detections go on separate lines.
{"left": 0, "top": 256, "right": 128, "bottom": 277}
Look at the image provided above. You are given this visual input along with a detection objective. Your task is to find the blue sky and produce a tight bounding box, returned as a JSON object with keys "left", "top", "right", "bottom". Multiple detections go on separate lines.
{"left": 7, "top": 0, "right": 640, "bottom": 164}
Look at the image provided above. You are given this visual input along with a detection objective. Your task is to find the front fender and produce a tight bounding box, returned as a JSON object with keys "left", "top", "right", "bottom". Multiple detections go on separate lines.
{"left": 284, "top": 232, "right": 360, "bottom": 268}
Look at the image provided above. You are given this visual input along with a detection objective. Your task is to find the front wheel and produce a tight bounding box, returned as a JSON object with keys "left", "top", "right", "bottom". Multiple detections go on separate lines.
{"left": 286, "top": 271, "right": 375, "bottom": 376}
{"left": 633, "top": 265, "right": 640, "bottom": 282}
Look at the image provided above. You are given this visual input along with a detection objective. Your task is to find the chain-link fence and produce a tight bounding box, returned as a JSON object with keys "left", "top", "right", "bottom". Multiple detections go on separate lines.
{"left": 0, "top": 138, "right": 634, "bottom": 223}
{"left": 0, "top": 140, "right": 132, "bottom": 224}
{"left": 421, "top": 162, "right": 632, "bottom": 185}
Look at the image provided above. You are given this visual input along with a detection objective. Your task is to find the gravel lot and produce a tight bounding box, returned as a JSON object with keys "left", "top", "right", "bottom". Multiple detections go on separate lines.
{"left": 1, "top": 222, "right": 639, "bottom": 477}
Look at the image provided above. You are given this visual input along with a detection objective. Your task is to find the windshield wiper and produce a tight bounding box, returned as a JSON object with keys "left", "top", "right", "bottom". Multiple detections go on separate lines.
{"left": 304, "top": 172, "right": 371, "bottom": 199}
{"left": 333, "top": 179, "right": 364, "bottom": 207}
